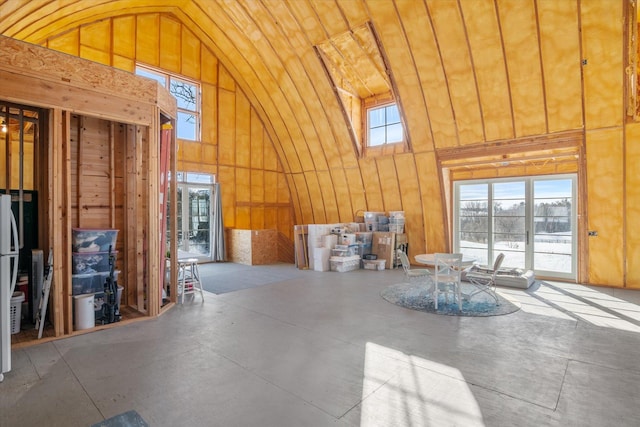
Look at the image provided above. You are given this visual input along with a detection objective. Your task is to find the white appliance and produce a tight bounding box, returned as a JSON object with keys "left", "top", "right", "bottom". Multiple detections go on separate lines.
{"left": 1, "top": 194, "right": 20, "bottom": 382}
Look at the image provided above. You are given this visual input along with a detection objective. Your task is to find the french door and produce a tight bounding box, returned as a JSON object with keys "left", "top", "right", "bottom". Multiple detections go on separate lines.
{"left": 454, "top": 174, "right": 577, "bottom": 280}
{"left": 168, "top": 173, "right": 215, "bottom": 261}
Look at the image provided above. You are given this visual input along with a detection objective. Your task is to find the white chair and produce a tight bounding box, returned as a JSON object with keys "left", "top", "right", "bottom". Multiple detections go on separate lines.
{"left": 397, "top": 250, "right": 433, "bottom": 290}
{"left": 466, "top": 253, "right": 505, "bottom": 305}
{"left": 434, "top": 253, "right": 462, "bottom": 311}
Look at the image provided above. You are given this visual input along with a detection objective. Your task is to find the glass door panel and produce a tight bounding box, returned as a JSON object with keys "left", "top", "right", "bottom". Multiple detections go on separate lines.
{"left": 533, "top": 179, "right": 574, "bottom": 277}
{"left": 187, "top": 188, "right": 210, "bottom": 257}
{"left": 458, "top": 183, "right": 489, "bottom": 265}
{"left": 492, "top": 181, "right": 526, "bottom": 269}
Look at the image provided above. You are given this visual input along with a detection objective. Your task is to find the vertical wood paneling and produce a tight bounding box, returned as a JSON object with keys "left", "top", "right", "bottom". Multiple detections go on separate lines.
{"left": 181, "top": 27, "right": 201, "bottom": 80}
{"left": 112, "top": 15, "right": 136, "bottom": 59}
{"left": 46, "top": 29, "right": 79, "bottom": 55}
{"left": 359, "top": 158, "right": 383, "bottom": 210}
{"left": 394, "top": 152, "right": 423, "bottom": 256}
{"left": 235, "top": 91, "right": 251, "bottom": 168}
{"left": 376, "top": 156, "right": 401, "bottom": 211}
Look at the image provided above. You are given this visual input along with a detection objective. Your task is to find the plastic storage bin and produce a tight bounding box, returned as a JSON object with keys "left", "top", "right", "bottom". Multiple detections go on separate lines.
{"left": 330, "top": 255, "right": 361, "bottom": 272}
{"left": 72, "top": 228, "right": 118, "bottom": 252}
{"left": 72, "top": 251, "right": 117, "bottom": 274}
{"left": 72, "top": 270, "right": 120, "bottom": 295}
{"left": 73, "top": 293, "right": 95, "bottom": 330}
{"left": 363, "top": 259, "right": 386, "bottom": 271}
{"left": 10, "top": 291, "right": 25, "bottom": 334}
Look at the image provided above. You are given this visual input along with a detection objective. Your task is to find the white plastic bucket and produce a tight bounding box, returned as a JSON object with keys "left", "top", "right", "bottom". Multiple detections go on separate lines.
{"left": 74, "top": 293, "right": 95, "bottom": 330}
{"left": 10, "top": 291, "right": 25, "bottom": 334}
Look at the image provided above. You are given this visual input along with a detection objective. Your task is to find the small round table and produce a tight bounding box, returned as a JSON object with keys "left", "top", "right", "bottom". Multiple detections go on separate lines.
{"left": 414, "top": 253, "right": 477, "bottom": 267}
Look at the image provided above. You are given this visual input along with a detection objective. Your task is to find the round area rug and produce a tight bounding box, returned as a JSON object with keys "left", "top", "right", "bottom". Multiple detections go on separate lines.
{"left": 381, "top": 282, "right": 521, "bottom": 317}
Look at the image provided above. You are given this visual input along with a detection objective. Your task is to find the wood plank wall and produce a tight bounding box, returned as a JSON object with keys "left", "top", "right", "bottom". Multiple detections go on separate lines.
{"left": 40, "top": 12, "right": 295, "bottom": 251}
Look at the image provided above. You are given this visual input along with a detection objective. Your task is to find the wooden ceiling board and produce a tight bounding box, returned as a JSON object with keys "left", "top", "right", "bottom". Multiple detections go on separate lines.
{"left": 426, "top": 0, "right": 484, "bottom": 146}
{"left": 537, "top": 0, "right": 583, "bottom": 133}
{"left": 187, "top": 0, "right": 299, "bottom": 175}
{"left": 395, "top": 0, "right": 453, "bottom": 151}
{"left": 180, "top": 26, "right": 201, "bottom": 80}
{"left": 268, "top": 1, "right": 354, "bottom": 171}
{"left": 459, "top": 0, "right": 514, "bottom": 143}
{"left": 112, "top": 15, "right": 136, "bottom": 59}
{"left": 581, "top": 0, "right": 624, "bottom": 129}
{"left": 216, "top": 1, "right": 313, "bottom": 175}
{"left": 497, "top": 0, "right": 547, "bottom": 137}
{"left": 243, "top": 0, "right": 346, "bottom": 197}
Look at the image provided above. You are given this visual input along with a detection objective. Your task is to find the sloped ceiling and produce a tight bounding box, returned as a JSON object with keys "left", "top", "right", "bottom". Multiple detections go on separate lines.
{"left": 0, "top": 0, "right": 615, "bottom": 257}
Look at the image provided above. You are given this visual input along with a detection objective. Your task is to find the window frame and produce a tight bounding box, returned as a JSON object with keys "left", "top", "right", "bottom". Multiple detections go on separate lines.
{"left": 135, "top": 64, "right": 201, "bottom": 142}
{"left": 365, "top": 101, "right": 404, "bottom": 147}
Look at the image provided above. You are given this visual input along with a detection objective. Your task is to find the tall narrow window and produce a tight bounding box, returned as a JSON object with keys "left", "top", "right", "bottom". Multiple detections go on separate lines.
{"left": 135, "top": 65, "right": 200, "bottom": 141}
{"left": 367, "top": 103, "right": 403, "bottom": 146}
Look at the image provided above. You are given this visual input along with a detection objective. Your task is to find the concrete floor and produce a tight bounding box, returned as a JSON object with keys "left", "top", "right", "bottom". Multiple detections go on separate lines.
{"left": 2, "top": 264, "right": 640, "bottom": 427}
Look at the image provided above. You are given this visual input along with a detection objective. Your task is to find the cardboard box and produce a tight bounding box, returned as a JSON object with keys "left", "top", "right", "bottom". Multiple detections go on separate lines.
{"left": 372, "top": 232, "right": 395, "bottom": 269}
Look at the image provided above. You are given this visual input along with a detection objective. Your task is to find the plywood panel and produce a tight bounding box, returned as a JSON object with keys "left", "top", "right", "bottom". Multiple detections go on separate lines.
{"left": 498, "top": 0, "right": 547, "bottom": 137}
{"left": 538, "top": 0, "right": 583, "bottom": 132}
{"left": 586, "top": 128, "right": 624, "bottom": 286}
{"left": 581, "top": 0, "right": 623, "bottom": 129}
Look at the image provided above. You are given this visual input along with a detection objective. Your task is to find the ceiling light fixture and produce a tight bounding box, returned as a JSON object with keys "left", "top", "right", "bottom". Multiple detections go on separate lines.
{"left": 1, "top": 120, "right": 6, "bottom": 133}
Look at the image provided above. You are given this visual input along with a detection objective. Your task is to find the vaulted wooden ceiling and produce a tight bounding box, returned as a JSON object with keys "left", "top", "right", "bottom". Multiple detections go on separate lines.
{"left": 2, "top": 0, "right": 638, "bottom": 288}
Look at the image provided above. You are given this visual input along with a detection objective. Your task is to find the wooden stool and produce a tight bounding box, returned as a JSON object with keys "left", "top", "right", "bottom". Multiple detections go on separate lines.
{"left": 177, "top": 258, "right": 204, "bottom": 303}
